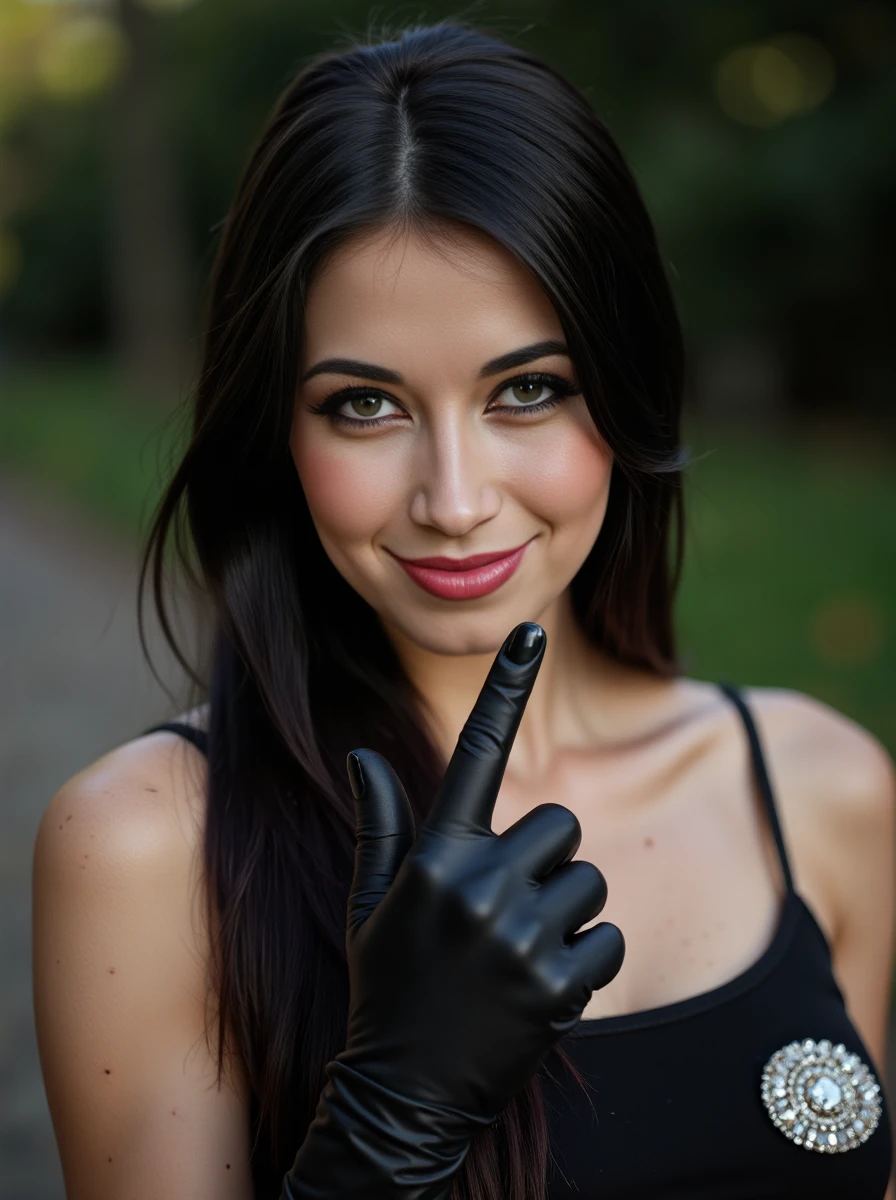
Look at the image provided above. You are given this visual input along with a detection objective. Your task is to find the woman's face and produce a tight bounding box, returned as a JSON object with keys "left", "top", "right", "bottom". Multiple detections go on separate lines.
{"left": 290, "top": 224, "right": 613, "bottom": 658}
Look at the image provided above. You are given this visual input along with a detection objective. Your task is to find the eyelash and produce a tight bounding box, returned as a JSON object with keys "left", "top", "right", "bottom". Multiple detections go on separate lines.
{"left": 306, "top": 372, "right": 581, "bottom": 429}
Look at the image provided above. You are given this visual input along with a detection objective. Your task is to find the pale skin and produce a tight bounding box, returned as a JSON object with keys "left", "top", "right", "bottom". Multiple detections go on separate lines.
{"left": 32, "top": 223, "right": 896, "bottom": 1199}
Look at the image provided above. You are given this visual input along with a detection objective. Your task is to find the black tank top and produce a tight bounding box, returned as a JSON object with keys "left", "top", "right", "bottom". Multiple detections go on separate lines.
{"left": 144, "top": 683, "right": 893, "bottom": 1198}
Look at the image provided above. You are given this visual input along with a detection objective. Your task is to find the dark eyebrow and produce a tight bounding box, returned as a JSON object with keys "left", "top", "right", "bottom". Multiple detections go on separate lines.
{"left": 298, "top": 339, "right": 570, "bottom": 386}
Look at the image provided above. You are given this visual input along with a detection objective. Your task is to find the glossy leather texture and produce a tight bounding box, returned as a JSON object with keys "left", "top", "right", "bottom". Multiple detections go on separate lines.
{"left": 282, "top": 622, "right": 625, "bottom": 1199}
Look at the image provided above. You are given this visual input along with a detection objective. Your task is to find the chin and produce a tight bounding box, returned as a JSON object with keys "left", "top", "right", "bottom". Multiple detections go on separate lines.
{"left": 387, "top": 604, "right": 547, "bottom": 659}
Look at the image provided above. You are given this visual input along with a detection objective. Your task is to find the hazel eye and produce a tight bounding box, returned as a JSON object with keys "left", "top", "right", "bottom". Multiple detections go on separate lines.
{"left": 489, "top": 373, "right": 578, "bottom": 414}
{"left": 343, "top": 394, "right": 401, "bottom": 419}
{"left": 306, "top": 385, "right": 410, "bottom": 429}
{"left": 502, "top": 380, "right": 555, "bottom": 406}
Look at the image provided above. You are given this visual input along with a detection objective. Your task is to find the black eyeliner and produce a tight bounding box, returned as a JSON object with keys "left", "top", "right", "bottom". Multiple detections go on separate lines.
{"left": 305, "top": 371, "right": 580, "bottom": 424}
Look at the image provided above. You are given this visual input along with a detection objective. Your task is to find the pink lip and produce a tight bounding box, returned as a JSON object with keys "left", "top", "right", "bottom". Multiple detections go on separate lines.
{"left": 388, "top": 538, "right": 535, "bottom": 600}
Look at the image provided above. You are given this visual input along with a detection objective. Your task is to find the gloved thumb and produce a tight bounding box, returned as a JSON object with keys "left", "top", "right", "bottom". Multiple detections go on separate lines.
{"left": 345, "top": 749, "right": 417, "bottom": 937}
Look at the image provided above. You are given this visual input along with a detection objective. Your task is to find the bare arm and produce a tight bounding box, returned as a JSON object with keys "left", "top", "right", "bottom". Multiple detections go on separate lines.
{"left": 818, "top": 713, "right": 896, "bottom": 1200}
{"left": 824, "top": 726, "right": 896, "bottom": 1081}
{"left": 32, "top": 734, "right": 253, "bottom": 1200}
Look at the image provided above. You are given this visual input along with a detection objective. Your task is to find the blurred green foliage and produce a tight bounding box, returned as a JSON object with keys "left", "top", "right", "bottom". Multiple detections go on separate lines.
{"left": 0, "top": 356, "right": 182, "bottom": 531}
{"left": 1, "top": 0, "right": 895, "bottom": 420}
{"left": 680, "top": 427, "right": 895, "bottom": 750}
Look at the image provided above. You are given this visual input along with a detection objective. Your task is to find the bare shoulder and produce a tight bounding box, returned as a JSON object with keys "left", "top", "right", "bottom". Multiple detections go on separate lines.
{"left": 32, "top": 708, "right": 253, "bottom": 1198}
{"left": 741, "top": 685, "right": 895, "bottom": 824}
{"left": 736, "top": 685, "right": 895, "bottom": 942}
{"left": 38, "top": 707, "right": 210, "bottom": 875}
{"left": 622, "top": 674, "right": 893, "bottom": 821}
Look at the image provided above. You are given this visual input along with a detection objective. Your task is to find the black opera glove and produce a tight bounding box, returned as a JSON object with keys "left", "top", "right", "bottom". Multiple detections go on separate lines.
{"left": 280, "top": 622, "right": 625, "bottom": 1199}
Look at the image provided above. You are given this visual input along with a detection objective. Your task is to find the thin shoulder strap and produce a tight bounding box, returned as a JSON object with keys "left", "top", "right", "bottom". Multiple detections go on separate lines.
{"left": 716, "top": 682, "right": 794, "bottom": 894}
{"left": 142, "top": 721, "right": 209, "bottom": 758}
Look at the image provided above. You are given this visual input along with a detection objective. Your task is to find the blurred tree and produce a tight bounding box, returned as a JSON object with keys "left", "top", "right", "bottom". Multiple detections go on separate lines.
{"left": 0, "top": 0, "right": 893, "bottom": 422}
{"left": 0, "top": 0, "right": 193, "bottom": 402}
{"left": 107, "top": 0, "right": 192, "bottom": 404}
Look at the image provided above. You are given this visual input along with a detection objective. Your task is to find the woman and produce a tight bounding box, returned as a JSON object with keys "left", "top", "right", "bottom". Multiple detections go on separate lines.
{"left": 32, "top": 19, "right": 895, "bottom": 1200}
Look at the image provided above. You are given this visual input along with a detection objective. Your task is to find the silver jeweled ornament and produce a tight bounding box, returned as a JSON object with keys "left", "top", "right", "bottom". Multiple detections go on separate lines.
{"left": 760, "top": 1038, "right": 882, "bottom": 1153}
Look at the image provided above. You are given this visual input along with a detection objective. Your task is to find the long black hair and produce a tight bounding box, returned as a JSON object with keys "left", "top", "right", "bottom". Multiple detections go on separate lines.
{"left": 139, "top": 19, "right": 689, "bottom": 1199}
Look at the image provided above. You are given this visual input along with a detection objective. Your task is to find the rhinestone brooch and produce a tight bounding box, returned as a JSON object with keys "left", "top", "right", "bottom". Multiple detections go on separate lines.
{"left": 761, "top": 1038, "right": 882, "bottom": 1153}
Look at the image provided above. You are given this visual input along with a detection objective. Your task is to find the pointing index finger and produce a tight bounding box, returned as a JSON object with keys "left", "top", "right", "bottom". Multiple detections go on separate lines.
{"left": 424, "top": 623, "right": 546, "bottom": 837}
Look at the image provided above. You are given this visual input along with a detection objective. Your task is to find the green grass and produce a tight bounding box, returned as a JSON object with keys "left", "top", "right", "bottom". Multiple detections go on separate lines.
{"left": 2, "top": 355, "right": 894, "bottom": 755}
{"left": 0, "top": 356, "right": 189, "bottom": 537}
{"left": 678, "top": 428, "right": 896, "bottom": 754}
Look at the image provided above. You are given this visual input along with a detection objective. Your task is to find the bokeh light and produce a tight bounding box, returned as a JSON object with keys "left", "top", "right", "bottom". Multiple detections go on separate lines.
{"left": 715, "top": 34, "right": 836, "bottom": 127}
{"left": 0, "top": 1, "right": 54, "bottom": 95}
{"left": 809, "top": 591, "right": 887, "bottom": 667}
{"left": 35, "top": 14, "right": 127, "bottom": 100}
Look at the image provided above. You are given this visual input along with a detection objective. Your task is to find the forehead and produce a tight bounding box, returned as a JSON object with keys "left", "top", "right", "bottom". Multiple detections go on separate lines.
{"left": 301, "top": 224, "right": 563, "bottom": 368}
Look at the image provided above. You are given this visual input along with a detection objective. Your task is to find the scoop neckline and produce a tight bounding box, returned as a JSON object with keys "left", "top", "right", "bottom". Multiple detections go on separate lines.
{"left": 563, "top": 887, "right": 806, "bottom": 1038}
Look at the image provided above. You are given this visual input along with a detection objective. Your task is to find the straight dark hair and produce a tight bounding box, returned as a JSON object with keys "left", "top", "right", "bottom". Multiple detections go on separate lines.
{"left": 139, "top": 19, "right": 689, "bottom": 1199}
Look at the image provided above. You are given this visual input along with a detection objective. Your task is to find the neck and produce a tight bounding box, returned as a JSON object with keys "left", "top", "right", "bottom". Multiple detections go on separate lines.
{"left": 381, "top": 589, "right": 633, "bottom": 783}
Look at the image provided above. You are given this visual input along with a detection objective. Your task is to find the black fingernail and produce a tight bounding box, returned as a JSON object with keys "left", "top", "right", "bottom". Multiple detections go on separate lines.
{"left": 346, "top": 752, "right": 365, "bottom": 799}
{"left": 505, "top": 623, "right": 544, "bottom": 665}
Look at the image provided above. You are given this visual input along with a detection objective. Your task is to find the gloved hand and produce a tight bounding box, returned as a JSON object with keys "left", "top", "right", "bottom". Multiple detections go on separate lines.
{"left": 281, "top": 621, "right": 624, "bottom": 1199}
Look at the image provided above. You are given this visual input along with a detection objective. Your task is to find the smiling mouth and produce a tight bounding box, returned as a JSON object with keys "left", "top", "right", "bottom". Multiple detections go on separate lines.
{"left": 392, "top": 540, "right": 532, "bottom": 570}
{"left": 386, "top": 538, "right": 535, "bottom": 600}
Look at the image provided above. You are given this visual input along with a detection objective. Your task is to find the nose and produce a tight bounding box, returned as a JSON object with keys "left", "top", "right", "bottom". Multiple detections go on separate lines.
{"left": 408, "top": 415, "right": 501, "bottom": 536}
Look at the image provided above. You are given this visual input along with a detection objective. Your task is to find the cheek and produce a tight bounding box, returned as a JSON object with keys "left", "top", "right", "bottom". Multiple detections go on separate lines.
{"left": 502, "top": 419, "right": 612, "bottom": 527}
{"left": 291, "top": 427, "right": 402, "bottom": 541}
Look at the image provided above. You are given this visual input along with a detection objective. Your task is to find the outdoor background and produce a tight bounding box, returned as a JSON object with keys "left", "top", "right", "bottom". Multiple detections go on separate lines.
{"left": 1, "top": 1, "right": 894, "bottom": 1196}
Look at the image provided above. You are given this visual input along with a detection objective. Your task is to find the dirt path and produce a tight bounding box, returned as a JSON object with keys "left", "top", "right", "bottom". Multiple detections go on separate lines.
{"left": 0, "top": 471, "right": 197, "bottom": 1200}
